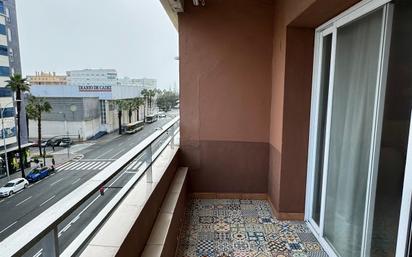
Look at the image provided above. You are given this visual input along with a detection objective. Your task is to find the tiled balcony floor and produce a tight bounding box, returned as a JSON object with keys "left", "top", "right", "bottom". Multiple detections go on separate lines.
{"left": 176, "top": 199, "right": 328, "bottom": 257}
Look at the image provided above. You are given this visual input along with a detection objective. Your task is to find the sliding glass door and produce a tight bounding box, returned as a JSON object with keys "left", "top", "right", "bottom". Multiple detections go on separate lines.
{"left": 305, "top": 1, "right": 399, "bottom": 257}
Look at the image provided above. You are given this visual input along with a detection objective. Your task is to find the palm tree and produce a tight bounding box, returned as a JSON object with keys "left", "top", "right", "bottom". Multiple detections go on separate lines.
{"left": 6, "top": 74, "right": 30, "bottom": 177}
{"left": 125, "top": 100, "right": 134, "bottom": 124}
{"left": 26, "top": 96, "right": 52, "bottom": 157}
{"left": 115, "top": 100, "right": 127, "bottom": 134}
{"left": 141, "top": 89, "right": 149, "bottom": 121}
{"left": 132, "top": 97, "right": 144, "bottom": 121}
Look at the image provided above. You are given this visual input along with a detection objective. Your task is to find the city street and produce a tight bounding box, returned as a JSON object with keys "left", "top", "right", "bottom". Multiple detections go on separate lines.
{"left": 0, "top": 112, "right": 177, "bottom": 255}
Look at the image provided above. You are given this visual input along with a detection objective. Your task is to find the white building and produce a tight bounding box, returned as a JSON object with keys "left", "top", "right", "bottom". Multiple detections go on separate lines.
{"left": 29, "top": 84, "right": 145, "bottom": 140}
{"left": 67, "top": 69, "right": 118, "bottom": 86}
{"left": 0, "top": 9, "right": 15, "bottom": 147}
{"left": 135, "top": 78, "right": 157, "bottom": 89}
{"left": 117, "top": 77, "right": 157, "bottom": 90}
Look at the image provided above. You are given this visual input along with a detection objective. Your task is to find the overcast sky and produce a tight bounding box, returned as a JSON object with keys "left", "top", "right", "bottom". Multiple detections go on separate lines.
{"left": 16, "top": 0, "right": 179, "bottom": 90}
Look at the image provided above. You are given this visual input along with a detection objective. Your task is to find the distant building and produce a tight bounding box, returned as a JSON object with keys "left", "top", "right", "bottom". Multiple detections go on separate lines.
{"left": 135, "top": 78, "right": 157, "bottom": 89}
{"left": 27, "top": 71, "right": 67, "bottom": 85}
{"left": 29, "top": 84, "right": 145, "bottom": 139}
{"left": 117, "top": 77, "right": 157, "bottom": 90}
{"left": 67, "top": 69, "right": 118, "bottom": 86}
{"left": 28, "top": 97, "right": 101, "bottom": 141}
{"left": 3, "top": 0, "right": 20, "bottom": 75}
{"left": 0, "top": 1, "right": 30, "bottom": 177}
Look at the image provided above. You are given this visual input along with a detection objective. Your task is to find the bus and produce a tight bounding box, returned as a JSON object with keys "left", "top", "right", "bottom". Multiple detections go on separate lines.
{"left": 125, "top": 121, "right": 144, "bottom": 134}
{"left": 145, "top": 114, "right": 158, "bottom": 124}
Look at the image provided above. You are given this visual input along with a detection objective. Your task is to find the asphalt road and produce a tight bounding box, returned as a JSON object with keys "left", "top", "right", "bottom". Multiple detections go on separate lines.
{"left": 0, "top": 113, "right": 176, "bottom": 256}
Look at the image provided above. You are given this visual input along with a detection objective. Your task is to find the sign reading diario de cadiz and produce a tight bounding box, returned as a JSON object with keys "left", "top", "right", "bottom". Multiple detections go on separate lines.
{"left": 78, "top": 85, "right": 112, "bottom": 92}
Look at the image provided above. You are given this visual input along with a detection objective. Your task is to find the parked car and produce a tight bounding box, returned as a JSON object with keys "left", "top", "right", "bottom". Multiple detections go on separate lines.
{"left": 26, "top": 166, "right": 50, "bottom": 183}
{"left": 0, "top": 178, "right": 29, "bottom": 197}
{"left": 40, "top": 140, "right": 49, "bottom": 148}
{"left": 49, "top": 138, "right": 62, "bottom": 147}
{"left": 59, "top": 137, "right": 73, "bottom": 147}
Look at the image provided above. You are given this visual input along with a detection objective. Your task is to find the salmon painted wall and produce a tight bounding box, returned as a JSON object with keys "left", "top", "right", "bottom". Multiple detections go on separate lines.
{"left": 178, "top": 0, "right": 362, "bottom": 215}
{"left": 268, "top": 0, "right": 362, "bottom": 213}
{"left": 179, "top": 0, "right": 274, "bottom": 193}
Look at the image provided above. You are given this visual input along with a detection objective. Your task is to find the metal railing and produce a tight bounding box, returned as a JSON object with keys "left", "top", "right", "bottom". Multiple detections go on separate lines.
{"left": 0, "top": 116, "right": 180, "bottom": 257}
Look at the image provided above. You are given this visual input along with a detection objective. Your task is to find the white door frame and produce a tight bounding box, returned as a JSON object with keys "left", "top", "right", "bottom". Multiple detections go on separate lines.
{"left": 396, "top": 110, "right": 412, "bottom": 257}
{"left": 305, "top": 0, "right": 393, "bottom": 256}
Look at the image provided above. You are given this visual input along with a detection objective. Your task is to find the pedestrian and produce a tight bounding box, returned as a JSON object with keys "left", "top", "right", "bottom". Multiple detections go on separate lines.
{"left": 99, "top": 186, "right": 105, "bottom": 196}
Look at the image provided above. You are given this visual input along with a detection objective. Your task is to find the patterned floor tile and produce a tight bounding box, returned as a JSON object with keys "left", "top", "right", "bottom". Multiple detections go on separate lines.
{"left": 176, "top": 199, "right": 328, "bottom": 257}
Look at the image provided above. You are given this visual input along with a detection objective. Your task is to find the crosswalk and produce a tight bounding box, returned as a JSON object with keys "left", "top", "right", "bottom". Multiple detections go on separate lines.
{"left": 124, "top": 159, "right": 144, "bottom": 171}
{"left": 57, "top": 159, "right": 144, "bottom": 172}
{"left": 57, "top": 161, "right": 112, "bottom": 171}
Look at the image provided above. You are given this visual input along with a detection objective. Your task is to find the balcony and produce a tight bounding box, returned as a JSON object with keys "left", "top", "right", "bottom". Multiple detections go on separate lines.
{"left": 1, "top": 0, "right": 412, "bottom": 256}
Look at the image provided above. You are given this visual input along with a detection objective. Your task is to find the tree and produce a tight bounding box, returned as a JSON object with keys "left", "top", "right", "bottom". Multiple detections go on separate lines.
{"left": 115, "top": 100, "right": 127, "bottom": 134}
{"left": 141, "top": 89, "right": 149, "bottom": 121}
{"left": 6, "top": 74, "right": 30, "bottom": 177}
{"left": 132, "top": 97, "right": 144, "bottom": 121}
{"left": 26, "top": 96, "right": 52, "bottom": 156}
{"left": 125, "top": 100, "right": 134, "bottom": 124}
{"left": 156, "top": 90, "right": 179, "bottom": 112}
{"left": 141, "top": 89, "right": 158, "bottom": 118}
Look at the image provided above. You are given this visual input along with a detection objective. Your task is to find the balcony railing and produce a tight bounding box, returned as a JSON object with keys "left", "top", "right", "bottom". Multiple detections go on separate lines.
{"left": 0, "top": 116, "right": 180, "bottom": 257}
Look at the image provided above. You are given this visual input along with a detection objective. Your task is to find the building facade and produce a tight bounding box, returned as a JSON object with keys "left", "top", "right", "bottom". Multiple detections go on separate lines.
{"left": 27, "top": 97, "right": 101, "bottom": 141}
{"left": 0, "top": 2, "right": 15, "bottom": 146}
{"left": 66, "top": 69, "right": 117, "bottom": 86}
{"left": 27, "top": 71, "right": 67, "bottom": 85}
{"left": 3, "top": 0, "right": 20, "bottom": 75}
{"left": 29, "top": 84, "right": 145, "bottom": 139}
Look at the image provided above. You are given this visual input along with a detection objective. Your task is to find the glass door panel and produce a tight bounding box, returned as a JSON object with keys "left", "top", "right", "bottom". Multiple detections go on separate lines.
{"left": 311, "top": 34, "right": 332, "bottom": 226}
{"left": 323, "top": 8, "right": 384, "bottom": 257}
{"left": 371, "top": 2, "right": 412, "bottom": 256}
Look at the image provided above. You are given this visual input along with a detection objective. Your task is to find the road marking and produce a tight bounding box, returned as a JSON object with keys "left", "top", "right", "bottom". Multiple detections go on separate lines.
{"left": 67, "top": 162, "right": 84, "bottom": 170}
{"left": 95, "top": 162, "right": 108, "bottom": 169}
{"left": 0, "top": 199, "right": 4, "bottom": 203}
{"left": 50, "top": 178, "right": 64, "bottom": 186}
{"left": 94, "top": 162, "right": 107, "bottom": 169}
{"left": 60, "top": 162, "right": 78, "bottom": 170}
{"left": 83, "top": 162, "right": 95, "bottom": 170}
{"left": 0, "top": 221, "right": 17, "bottom": 234}
{"left": 58, "top": 215, "right": 80, "bottom": 238}
{"left": 57, "top": 162, "right": 73, "bottom": 170}
{"left": 131, "top": 161, "right": 142, "bottom": 170}
{"left": 81, "top": 159, "right": 115, "bottom": 162}
{"left": 40, "top": 195, "right": 56, "bottom": 207}
{"left": 100, "top": 162, "right": 111, "bottom": 169}
{"left": 125, "top": 171, "right": 138, "bottom": 174}
{"left": 71, "top": 178, "right": 81, "bottom": 185}
{"left": 125, "top": 160, "right": 137, "bottom": 170}
{"left": 16, "top": 196, "right": 32, "bottom": 206}
{"left": 87, "top": 162, "right": 100, "bottom": 170}
{"left": 33, "top": 248, "right": 42, "bottom": 257}
{"left": 58, "top": 170, "right": 128, "bottom": 238}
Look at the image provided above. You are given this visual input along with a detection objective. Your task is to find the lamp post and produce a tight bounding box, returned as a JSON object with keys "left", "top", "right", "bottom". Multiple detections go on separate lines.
{"left": 1, "top": 100, "right": 21, "bottom": 180}
{"left": 59, "top": 111, "right": 69, "bottom": 158}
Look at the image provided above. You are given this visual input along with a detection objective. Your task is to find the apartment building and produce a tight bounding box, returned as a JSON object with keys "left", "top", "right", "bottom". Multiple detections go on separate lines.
{"left": 2, "top": 0, "right": 20, "bottom": 75}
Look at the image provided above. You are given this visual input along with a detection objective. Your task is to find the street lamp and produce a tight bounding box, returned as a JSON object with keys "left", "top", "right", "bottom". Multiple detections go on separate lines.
{"left": 1, "top": 100, "right": 21, "bottom": 180}
{"left": 58, "top": 111, "right": 70, "bottom": 158}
